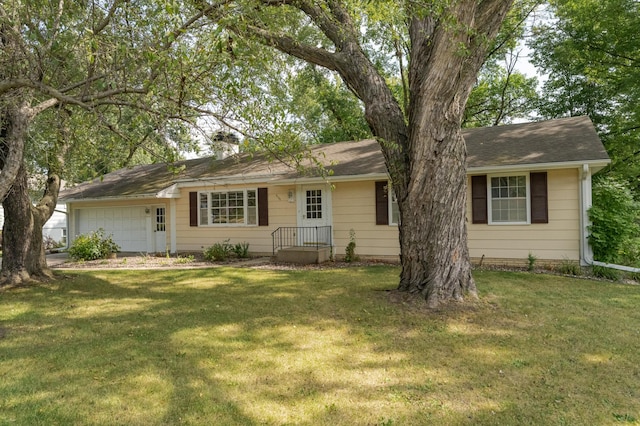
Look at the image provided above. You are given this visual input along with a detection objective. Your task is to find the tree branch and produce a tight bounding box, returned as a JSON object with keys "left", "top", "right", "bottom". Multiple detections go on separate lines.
{"left": 243, "top": 24, "right": 340, "bottom": 70}
{"left": 291, "top": 1, "right": 357, "bottom": 50}
{"left": 93, "top": 0, "right": 124, "bottom": 34}
{"left": 486, "top": 1, "right": 540, "bottom": 60}
{"left": 43, "top": 0, "right": 65, "bottom": 52}
{"left": 193, "top": 0, "right": 343, "bottom": 70}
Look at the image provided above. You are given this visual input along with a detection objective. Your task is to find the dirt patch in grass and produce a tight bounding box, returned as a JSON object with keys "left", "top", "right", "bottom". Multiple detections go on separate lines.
{"left": 384, "top": 288, "right": 500, "bottom": 315}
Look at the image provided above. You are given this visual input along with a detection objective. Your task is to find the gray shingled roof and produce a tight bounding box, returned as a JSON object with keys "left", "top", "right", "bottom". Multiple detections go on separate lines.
{"left": 465, "top": 115, "right": 609, "bottom": 168}
{"left": 60, "top": 116, "right": 609, "bottom": 201}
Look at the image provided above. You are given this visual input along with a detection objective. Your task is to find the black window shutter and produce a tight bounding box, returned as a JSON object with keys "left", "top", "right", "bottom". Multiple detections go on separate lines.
{"left": 471, "top": 175, "right": 488, "bottom": 224}
{"left": 375, "top": 181, "right": 389, "bottom": 225}
{"left": 189, "top": 192, "right": 198, "bottom": 226}
{"left": 530, "top": 172, "right": 548, "bottom": 223}
{"left": 258, "top": 187, "right": 268, "bottom": 226}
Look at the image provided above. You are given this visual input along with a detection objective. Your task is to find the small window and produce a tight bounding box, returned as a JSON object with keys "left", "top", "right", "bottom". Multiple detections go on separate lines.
{"left": 156, "top": 207, "right": 166, "bottom": 231}
{"left": 376, "top": 181, "right": 400, "bottom": 226}
{"left": 389, "top": 186, "right": 400, "bottom": 225}
{"left": 247, "top": 190, "right": 257, "bottom": 225}
{"left": 489, "top": 174, "right": 529, "bottom": 224}
{"left": 305, "top": 189, "right": 323, "bottom": 219}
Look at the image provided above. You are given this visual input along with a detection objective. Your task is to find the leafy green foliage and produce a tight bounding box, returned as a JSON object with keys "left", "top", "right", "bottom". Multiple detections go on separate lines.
{"left": 592, "top": 265, "right": 621, "bottom": 281}
{"left": 464, "top": 62, "right": 539, "bottom": 127}
{"left": 588, "top": 177, "right": 640, "bottom": 264}
{"left": 68, "top": 229, "right": 120, "bottom": 261}
{"left": 344, "top": 229, "right": 358, "bottom": 263}
{"left": 203, "top": 240, "right": 251, "bottom": 261}
{"left": 287, "top": 65, "right": 371, "bottom": 144}
{"left": 232, "top": 242, "right": 250, "bottom": 259}
{"left": 203, "top": 240, "right": 233, "bottom": 262}
{"left": 527, "top": 252, "right": 537, "bottom": 271}
{"left": 529, "top": 0, "right": 640, "bottom": 194}
{"left": 556, "top": 258, "right": 581, "bottom": 276}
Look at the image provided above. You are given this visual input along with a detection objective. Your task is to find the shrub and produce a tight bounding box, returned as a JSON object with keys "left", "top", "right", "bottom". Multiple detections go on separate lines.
{"left": 43, "top": 236, "right": 64, "bottom": 251}
{"left": 68, "top": 229, "right": 120, "bottom": 261}
{"left": 592, "top": 265, "right": 620, "bottom": 281}
{"left": 203, "top": 239, "right": 233, "bottom": 261}
{"left": 204, "top": 240, "right": 250, "bottom": 261}
{"left": 527, "top": 252, "right": 537, "bottom": 271}
{"left": 233, "top": 242, "right": 250, "bottom": 259}
{"left": 588, "top": 177, "right": 640, "bottom": 263}
{"left": 344, "top": 229, "right": 358, "bottom": 263}
{"left": 557, "top": 258, "right": 581, "bottom": 276}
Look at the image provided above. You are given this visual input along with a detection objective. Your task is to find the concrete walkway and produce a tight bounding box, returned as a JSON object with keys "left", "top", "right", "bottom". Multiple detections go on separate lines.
{"left": 47, "top": 252, "right": 69, "bottom": 267}
{"left": 0, "top": 252, "right": 69, "bottom": 268}
{"left": 1, "top": 252, "right": 273, "bottom": 269}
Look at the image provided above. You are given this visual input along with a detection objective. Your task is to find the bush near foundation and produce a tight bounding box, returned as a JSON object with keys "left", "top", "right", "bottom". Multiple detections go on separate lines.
{"left": 68, "top": 229, "right": 120, "bottom": 261}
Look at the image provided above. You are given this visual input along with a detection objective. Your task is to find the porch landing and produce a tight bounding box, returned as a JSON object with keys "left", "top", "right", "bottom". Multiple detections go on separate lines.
{"left": 275, "top": 246, "right": 331, "bottom": 264}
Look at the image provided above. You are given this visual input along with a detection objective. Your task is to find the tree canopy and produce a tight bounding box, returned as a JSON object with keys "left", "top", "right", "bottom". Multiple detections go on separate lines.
{"left": 0, "top": 0, "right": 224, "bottom": 285}
{"left": 529, "top": 0, "right": 640, "bottom": 192}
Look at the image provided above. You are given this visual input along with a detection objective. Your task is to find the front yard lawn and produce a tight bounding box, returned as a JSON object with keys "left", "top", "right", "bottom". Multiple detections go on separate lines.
{"left": 1, "top": 267, "right": 639, "bottom": 425}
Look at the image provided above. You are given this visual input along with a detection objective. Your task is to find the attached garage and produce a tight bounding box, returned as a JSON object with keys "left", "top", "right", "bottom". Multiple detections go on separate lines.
{"left": 75, "top": 207, "right": 148, "bottom": 252}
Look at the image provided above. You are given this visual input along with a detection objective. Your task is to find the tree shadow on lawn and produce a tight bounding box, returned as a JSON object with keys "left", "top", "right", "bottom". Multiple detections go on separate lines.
{"left": 1, "top": 267, "right": 639, "bottom": 425}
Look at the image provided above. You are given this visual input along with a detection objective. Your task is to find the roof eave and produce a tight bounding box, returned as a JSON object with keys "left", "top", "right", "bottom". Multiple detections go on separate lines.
{"left": 171, "top": 172, "right": 391, "bottom": 188}
{"left": 467, "top": 159, "right": 611, "bottom": 174}
{"left": 61, "top": 193, "right": 160, "bottom": 203}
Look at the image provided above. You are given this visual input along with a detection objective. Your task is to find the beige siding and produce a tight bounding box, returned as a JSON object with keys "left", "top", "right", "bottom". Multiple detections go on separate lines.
{"left": 467, "top": 169, "right": 581, "bottom": 262}
{"left": 68, "top": 167, "right": 584, "bottom": 263}
{"left": 174, "top": 184, "right": 296, "bottom": 255}
{"left": 331, "top": 181, "right": 400, "bottom": 259}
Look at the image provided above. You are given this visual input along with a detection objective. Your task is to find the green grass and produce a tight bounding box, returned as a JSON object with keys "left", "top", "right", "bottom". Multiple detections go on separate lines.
{"left": 1, "top": 267, "right": 639, "bottom": 425}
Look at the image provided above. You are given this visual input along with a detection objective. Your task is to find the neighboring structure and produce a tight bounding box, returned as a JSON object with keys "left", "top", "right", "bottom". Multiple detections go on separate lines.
{"left": 60, "top": 116, "right": 610, "bottom": 266}
{"left": 0, "top": 204, "right": 67, "bottom": 246}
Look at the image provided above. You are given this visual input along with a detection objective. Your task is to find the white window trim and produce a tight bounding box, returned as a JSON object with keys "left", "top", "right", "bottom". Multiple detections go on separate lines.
{"left": 389, "top": 190, "right": 399, "bottom": 226}
{"left": 487, "top": 173, "right": 531, "bottom": 225}
{"left": 198, "top": 189, "right": 259, "bottom": 227}
{"left": 386, "top": 182, "right": 400, "bottom": 226}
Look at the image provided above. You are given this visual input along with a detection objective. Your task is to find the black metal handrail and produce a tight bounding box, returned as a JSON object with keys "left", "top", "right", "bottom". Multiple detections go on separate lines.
{"left": 271, "top": 226, "right": 332, "bottom": 254}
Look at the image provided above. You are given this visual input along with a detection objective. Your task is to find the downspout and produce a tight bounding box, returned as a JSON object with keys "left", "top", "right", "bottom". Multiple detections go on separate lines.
{"left": 580, "top": 164, "right": 640, "bottom": 274}
{"left": 579, "top": 164, "right": 593, "bottom": 266}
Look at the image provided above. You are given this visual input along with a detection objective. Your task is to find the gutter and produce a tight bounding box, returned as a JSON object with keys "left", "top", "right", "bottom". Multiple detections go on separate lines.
{"left": 468, "top": 159, "right": 610, "bottom": 175}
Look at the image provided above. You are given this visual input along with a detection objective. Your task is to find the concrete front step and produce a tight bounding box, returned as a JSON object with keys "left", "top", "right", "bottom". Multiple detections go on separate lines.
{"left": 275, "top": 246, "right": 331, "bottom": 264}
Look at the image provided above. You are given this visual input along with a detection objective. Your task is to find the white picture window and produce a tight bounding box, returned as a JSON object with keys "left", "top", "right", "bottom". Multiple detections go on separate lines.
{"left": 198, "top": 189, "right": 258, "bottom": 226}
{"left": 489, "top": 174, "right": 529, "bottom": 224}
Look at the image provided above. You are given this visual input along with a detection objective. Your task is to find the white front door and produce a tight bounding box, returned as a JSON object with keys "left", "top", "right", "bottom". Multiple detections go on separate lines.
{"left": 154, "top": 206, "right": 167, "bottom": 252}
{"left": 297, "top": 185, "right": 332, "bottom": 246}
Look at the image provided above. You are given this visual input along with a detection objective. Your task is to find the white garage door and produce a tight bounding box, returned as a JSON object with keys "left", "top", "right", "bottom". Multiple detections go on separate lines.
{"left": 76, "top": 207, "right": 148, "bottom": 252}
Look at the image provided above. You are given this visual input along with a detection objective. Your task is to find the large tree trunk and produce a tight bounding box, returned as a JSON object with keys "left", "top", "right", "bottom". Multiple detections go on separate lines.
{"left": 396, "top": 126, "right": 475, "bottom": 307}
{"left": 360, "top": 6, "right": 508, "bottom": 307}
{"left": 0, "top": 162, "right": 59, "bottom": 287}
{"left": 0, "top": 104, "right": 30, "bottom": 203}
